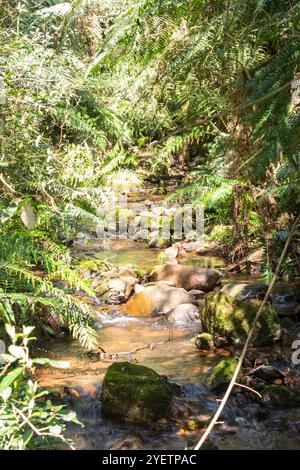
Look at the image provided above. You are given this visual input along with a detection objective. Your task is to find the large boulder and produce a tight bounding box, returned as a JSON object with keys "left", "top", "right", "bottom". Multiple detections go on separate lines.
{"left": 101, "top": 362, "right": 174, "bottom": 425}
{"left": 201, "top": 292, "right": 281, "bottom": 347}
{"left": 124, "top": 284, "right": 192, "bottom": 317}
{"left": 164, "top": 244, "right": 179, "bottom": 259}
{"left": 221, "top": 283, "right": 300, "bottom": 319}
{"left": 164, "top": 243, "right": 186, "bottom": 260}
{"left": 181, "top": 240, "right": 205, "bottom": 253}
{"left": 168, "top": 303, "right": 200, "bottom": 325}
{"left": 250, "top": 365, "right": 285, "bottom": 382}
{"left": 189, "top": 289, "right": 206, "bottom": 300}
{"left": 152, "top": 264, "right": 221, "bottom": 292}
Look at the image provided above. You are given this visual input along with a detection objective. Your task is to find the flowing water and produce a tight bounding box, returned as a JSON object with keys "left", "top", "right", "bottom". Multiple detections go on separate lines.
{"left": 36, "top": 227, "right": 300, "bottom": 449}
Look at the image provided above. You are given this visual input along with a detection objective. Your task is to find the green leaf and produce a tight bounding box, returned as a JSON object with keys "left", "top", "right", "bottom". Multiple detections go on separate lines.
{"left": 0, "top": 202, "right": 19, "bottom": 224}
{"left": 0, "top": 367, "right": 23, "bottom": 393}
{"left": 23, "top": 326, "right": 35, "bottom": 336}
{"left": 0, "top": 386, "right": 12, "bottom": 402}
{"left": 49, "top": 425, "right": 62, "bottom": 435}
{"left": 5, "top": 325, "right": 16, "bottom": 342}
{"left": 8, "top": 345, "right": 27, "bottom": 360}
{"left": 22, "top": 429, "right": 34, "bottom": 447}
{"left": 0, "top": 301, "right": 15, "bottom": 325}
{"left": 0, "top": 353, "right": 17, "bottom": 364}
{"left": 59, "top": 409, "right": 80, "bottom": 423}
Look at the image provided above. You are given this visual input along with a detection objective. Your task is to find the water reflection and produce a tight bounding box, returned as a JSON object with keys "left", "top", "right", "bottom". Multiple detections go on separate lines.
{"left": 37, "top": 318, "right": 206, "bottom": 390}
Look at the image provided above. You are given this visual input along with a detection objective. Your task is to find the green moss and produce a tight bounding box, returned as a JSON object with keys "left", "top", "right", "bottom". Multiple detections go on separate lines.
{"left": 263, "top": 385, "right": 300, "bottom": 408}
{"left": 101, "top": 362, "right": 174, "bottom": 425}
{"left": 184, "top": 415, "right": 211, "bottom": 431}
{"left": 195, "top": 333, "right": 214, "bottom": 351}
{"left": 202, "top": 291, "right": 281, "bottom": 347}
{"left": 206, "top": 357, "right": 239, "bottom": 391}
{"left": 76, "top": 259, "right": 104, "bottom": 273}
{"left": 208, "top": 224, "right": 233, "bottom": 244}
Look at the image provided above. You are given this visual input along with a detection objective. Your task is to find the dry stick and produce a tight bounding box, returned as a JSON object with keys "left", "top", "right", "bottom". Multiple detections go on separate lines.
{"left": 96, "top": 340, "right": 169, "bottom": 361}
{"left": 0, "top": 175, "right": 17, "bottom": 194}
{"left": 233, "top": 382, "right": 262, "bottom": 399}
{"left": 194, "top": 213, "right": 300, "bottom": 450}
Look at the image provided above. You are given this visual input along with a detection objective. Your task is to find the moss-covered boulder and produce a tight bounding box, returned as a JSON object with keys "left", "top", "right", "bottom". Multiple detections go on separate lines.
{"left": 195, "top": 333, "right": 214, "bottom": 351}
{"left": 101, "top": 362, "right": 174, "bottom": 425}
{"left": 206, "top": 357, "right": 239, "bottom": 392}
{"left": 201, "top": 292, "right": 281, "bottom": 347}
{"left": 262, "top": 385, "right": 300, "bottom": 408}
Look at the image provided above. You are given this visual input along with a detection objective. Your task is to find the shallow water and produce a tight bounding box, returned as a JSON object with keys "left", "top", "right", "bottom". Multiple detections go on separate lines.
{"left": 37, "top": 233, "right": 300, "bottom": 450}
{"left": 72, "top": 238, "right": 225, "bottom": 270}
{"left": 37, "top": 317, "right": 216, "bottom": 390}
{"left": 36, "top": 316, "right": 223, "bottom": 450}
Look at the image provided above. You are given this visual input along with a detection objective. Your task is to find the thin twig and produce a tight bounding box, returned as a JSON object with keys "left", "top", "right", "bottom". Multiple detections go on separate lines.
{"left": 94, "top": 340, "right": 169, "bottom": 361}
{"left": 0, "top": 175, "right": 17, "bottom": 194}
{"left": 0, "top": 362, "right": 11, "bottom": 378}
{"left": 13, "top": 405, "right": 76, "bottom": 450}
{"left": 234, "top": 382, "right": 262, "bottom": 399}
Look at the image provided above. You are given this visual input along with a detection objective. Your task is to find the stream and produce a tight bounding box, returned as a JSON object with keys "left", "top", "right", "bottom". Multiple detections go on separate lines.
{"left": 35, "top": 192, "right": 300, "bottom": 450}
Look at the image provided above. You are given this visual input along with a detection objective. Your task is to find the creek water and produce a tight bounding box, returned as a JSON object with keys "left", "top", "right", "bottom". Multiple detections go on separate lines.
{"left": 36, "top": 233, "right": 300, "bottom": 449}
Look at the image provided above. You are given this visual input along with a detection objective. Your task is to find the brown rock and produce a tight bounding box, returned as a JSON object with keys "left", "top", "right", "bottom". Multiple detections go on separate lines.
{"left": 124, "top": 284, "right": 192, "bottom": 316}
{"left": 153, "top": 264, "right": 221, "bottom": 292}
{"left": 168, "top": 303, "right": 200, "bottom": 324}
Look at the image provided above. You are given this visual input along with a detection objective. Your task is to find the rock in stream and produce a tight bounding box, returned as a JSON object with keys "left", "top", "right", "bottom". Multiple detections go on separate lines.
{"left": 101, "top": 362, "right": 176, "bottom": 425}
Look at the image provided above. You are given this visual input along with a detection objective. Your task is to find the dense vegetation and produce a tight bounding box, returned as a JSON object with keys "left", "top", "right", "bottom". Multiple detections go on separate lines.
{"left": 0, "top": 0, "right": 299, "bottom": 449}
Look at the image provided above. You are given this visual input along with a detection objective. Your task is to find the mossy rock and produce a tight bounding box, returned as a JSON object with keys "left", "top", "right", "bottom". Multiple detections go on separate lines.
{"left": 206, "top": 357, "right": 239, "bottom": 392}
{"left": 195, "top": 333, "right": 214, "bottom": 351}
{"left": 101, "top": 362, "right": 174, "bottom": 425}
{"left": 202, "top": 292, "right": 281, "bottom": 347}
{"left": 263, "top": 385, "right": 300, "bottom": 408}
{"left": 76, "top": 259, "right": 103, "bottom": 277}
